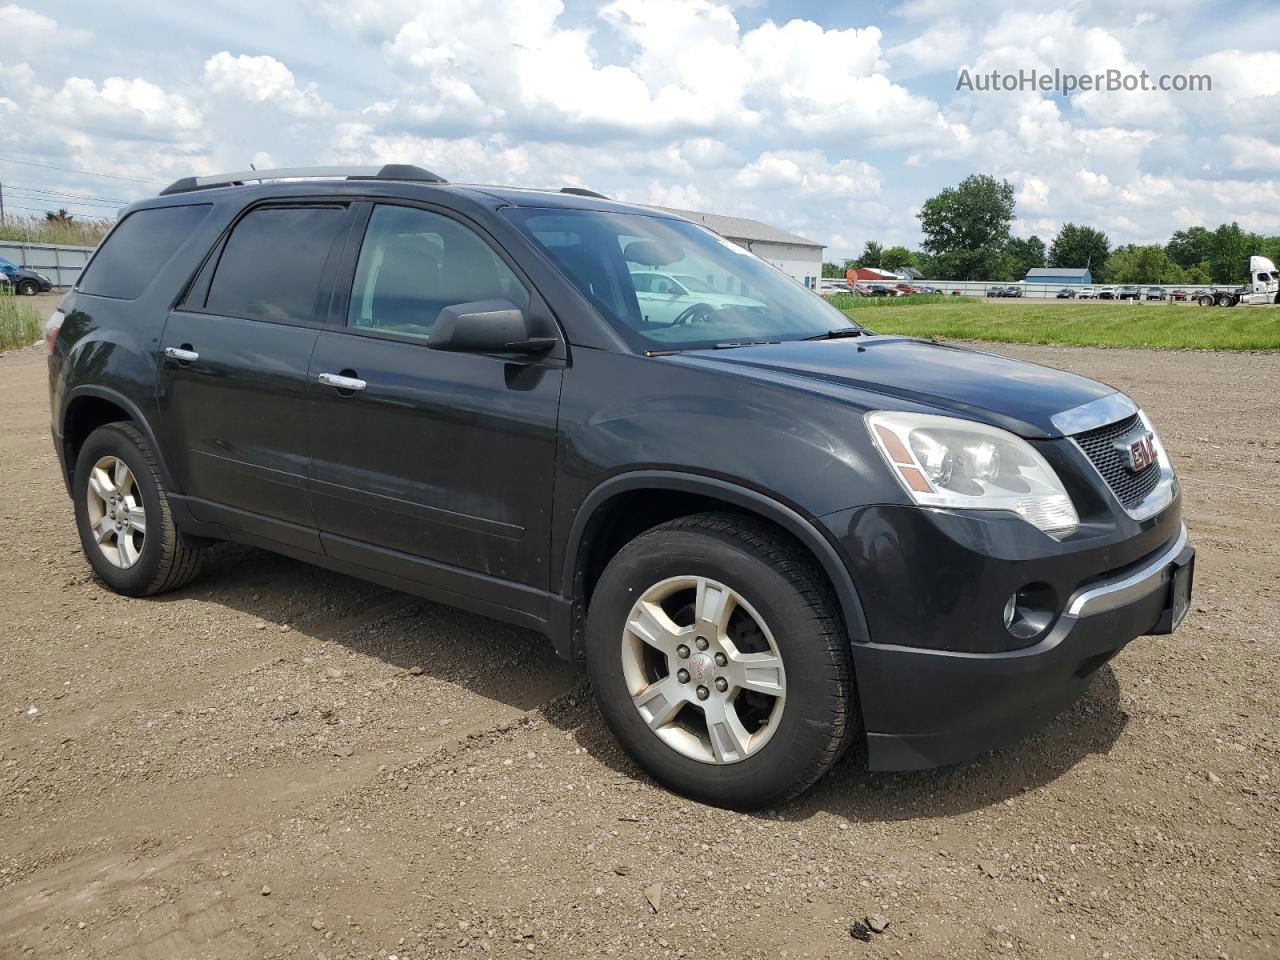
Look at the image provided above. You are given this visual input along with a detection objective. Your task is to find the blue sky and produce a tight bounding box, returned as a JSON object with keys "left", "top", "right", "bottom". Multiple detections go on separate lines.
{"left": 4, "top": 0, "right": 1278, "bottom": 258}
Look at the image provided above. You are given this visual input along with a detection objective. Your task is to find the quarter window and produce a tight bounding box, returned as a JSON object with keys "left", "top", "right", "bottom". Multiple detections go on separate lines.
{"left": 78, "top": 204, "right": 212, "bottom": 300}
{"left": 347, "top": 205, "right": 527, "bottom": 341}
{"left": 204, "top": 206, "right": 349, "bottom": 324}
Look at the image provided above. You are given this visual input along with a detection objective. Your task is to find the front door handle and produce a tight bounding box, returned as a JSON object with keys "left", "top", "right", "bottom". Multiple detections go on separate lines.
{"left": 163, "top": 346, "right": 199, "bottom": 363}
{"left": 318, "top": 372, "right": 367, "bottom": 392}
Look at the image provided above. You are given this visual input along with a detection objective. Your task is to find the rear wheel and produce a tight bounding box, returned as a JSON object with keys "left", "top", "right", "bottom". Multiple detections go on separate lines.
{"left": 1197, "top": 293, "right": 1216, "bottom": 307}
{"left": 72, "top": 422, "right": 205, "bottom": 596}
{"left": 586, "top": 513, "right": 856, "bottom": 808}
{"left": 1216, "top": 292, "right": 1236, "bottom": 307}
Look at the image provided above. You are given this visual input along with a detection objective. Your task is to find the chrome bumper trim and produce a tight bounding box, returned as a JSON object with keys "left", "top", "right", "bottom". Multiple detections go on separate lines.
{"left": 1066, "top": 523, "right": 1188, "bottom": 617}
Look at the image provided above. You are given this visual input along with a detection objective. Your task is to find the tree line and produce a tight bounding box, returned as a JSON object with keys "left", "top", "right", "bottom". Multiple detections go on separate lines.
{"left": 822, "top": 174, "right": 1277, "bottom": 285}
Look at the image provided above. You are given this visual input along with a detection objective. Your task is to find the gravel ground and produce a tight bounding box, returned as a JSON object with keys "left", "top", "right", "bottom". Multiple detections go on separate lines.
{"left": 1, "top": 339, "right": 1277, "bottom": 960}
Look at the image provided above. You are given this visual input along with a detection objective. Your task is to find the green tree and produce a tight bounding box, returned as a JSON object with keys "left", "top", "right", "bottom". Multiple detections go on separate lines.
{"left": 1206, "top": 222, "right": 1262, "bottom": 283}
{"left": 1105, "top": 244, "right": 1182, "bottom": 284}
{"left": 854, "top": 240, "right": 885, "bottom": 269}
{"left": 1183, "top": 261, "right": 1211, "bottom": 284}
{"left": 917, "top": 174, "right": 1017, "bottom": 279}
{"left": 1166, "top": 226, "right": 1214, "bottom": 269}
{"left": 1004, "top": 235, "right": 1047, "bottom": 280}
{"left": 44, "top": 208, "right": 75, "bottom": 225}
{"left": 1049, "top": 223, "right": 1111, "bottom": 281}
{"left": 821, "top": 261, "right": 844, "bottom": 278}
{"left": 879, "top": 245, "right": 920, "bottom": 272}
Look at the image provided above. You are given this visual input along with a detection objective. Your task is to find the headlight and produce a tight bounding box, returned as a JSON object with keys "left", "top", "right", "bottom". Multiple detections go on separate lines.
{"left": 866, "top": 411, "right": 1079, "bottom": 538}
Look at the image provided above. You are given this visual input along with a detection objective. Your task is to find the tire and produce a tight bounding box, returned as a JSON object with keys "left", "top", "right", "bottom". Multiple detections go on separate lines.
{"left": 1216, "top": 292, "right": 1236, "bottom": 307}
{"left": 16, "top": 279, "right": 37, "bottom": 296}
{"left": 1197, "top": 294, "right": 1215, "bottom": 307}
{"left": 585, "top": 512, "right": 856, "bottom": 809}
{"left": 72, "top": 422, "right": 204, "bottom": 596}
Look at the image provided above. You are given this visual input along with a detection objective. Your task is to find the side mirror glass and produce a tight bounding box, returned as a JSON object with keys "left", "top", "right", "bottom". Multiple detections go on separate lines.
{"left": 429, "top": 299, "right": 555, "bottom": 355}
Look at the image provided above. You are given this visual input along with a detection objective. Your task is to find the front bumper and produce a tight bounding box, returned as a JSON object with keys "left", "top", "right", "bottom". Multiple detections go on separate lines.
{"left": 847, "top": 523, "right": 1193, "bottom": 771}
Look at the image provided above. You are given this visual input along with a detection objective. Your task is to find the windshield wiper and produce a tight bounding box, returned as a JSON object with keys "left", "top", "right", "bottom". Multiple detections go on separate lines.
{"left": 804, "top": 327, "right": 867, "bottom": 341}
{"left": 644, "top": 340, "right": 779, "bottom": 357}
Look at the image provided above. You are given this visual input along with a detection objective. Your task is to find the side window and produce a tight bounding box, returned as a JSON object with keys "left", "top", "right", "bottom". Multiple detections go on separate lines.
{"left": 204, "top": 206, "right": 349, "bottom": 324}
{"left": 77, "top": 204, "right": 212, "bottom": 300}
{"left": 630, "top": 273, "right": 654, "bottom": 293}
{"left": 348, "top": 204, "right": 528, "bottom": 341}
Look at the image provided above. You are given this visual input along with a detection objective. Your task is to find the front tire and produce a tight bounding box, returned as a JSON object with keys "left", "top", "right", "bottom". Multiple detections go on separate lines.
{"left": 72, "top": 422, "right": 205, "bottom": 596}
{"left": 16, "top": 279, "right": 37, "bottom": 296}
{"left": 586, "top": 513, "right": 856, "bottom": 808}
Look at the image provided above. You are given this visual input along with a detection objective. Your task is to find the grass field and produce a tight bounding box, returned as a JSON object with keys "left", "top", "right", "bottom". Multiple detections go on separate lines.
{"left": 839, "top": 297, "right": 1280, "bottom": 350}
{"left": 0, "top": 292, "right": 43, "bottom": 351}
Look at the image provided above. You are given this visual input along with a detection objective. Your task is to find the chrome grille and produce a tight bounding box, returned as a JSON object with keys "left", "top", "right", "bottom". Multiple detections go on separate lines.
{"left": 1072, "top": 414, "right": 1162, "bottom": 508}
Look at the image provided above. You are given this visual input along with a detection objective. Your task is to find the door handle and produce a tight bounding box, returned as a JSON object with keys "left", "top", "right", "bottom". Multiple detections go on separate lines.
{"left": 318, "top": 372, "right": 367, "bottom": 392}
{"left": 163, "top": 346, "right": 199, "bottom": 363}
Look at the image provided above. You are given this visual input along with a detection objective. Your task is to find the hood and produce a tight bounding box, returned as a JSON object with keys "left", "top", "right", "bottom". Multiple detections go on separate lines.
{"left": 665, "top": 336, "right": 1118, "bottom": 439}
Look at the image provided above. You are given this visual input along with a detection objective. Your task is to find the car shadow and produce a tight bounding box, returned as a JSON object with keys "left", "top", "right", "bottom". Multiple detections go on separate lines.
{"left": 153, "top": 544, "right": 1127, "bottom": 821}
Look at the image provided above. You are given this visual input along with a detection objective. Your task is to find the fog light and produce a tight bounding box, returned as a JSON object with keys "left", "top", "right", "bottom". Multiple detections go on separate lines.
{"left": 1002, "top": 583, "right": 1057, "bottom": 641}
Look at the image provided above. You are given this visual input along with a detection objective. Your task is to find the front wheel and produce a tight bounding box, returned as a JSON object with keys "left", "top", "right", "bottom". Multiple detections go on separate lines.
{"left": 16, "top": 279, "right": 37, "bottom": 296}
{"left": 586, "top": 513, "right": 857, "bottom": 808}
{"left": 72, "top": 422, "right": 205, "bottom": 596}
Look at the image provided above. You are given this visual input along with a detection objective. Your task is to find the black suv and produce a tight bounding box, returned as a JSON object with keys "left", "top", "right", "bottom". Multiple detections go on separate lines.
{"left": 46, "top": 166, "right": 1194, "bottom": 808}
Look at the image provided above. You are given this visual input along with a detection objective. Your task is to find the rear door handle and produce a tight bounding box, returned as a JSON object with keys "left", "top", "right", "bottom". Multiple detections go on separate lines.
{"left": 163, "top": 346, "right": 199, "bottom": 363}
{"left": 317, "top": 372, "right": 367, "bottom": 392}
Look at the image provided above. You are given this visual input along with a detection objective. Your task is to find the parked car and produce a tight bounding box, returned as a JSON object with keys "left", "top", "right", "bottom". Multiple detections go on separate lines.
{"left": 865, "top": 283, "right": 896, "bottom": 297}
{"left": 985, "top": 285, "right": 1007, "bottom": 297}
{"left": 46, "top": 164, "right": 1194, "bottom": 808}
{"left": 630, "top": 269, "right": 766, "bottom": 325}
{"left": 1005, "top": 284, "right": 1024, "bottom": 298}
{"left": 894, "top": 283, "right": 920, "bottom": 296}
{"left": 0, "top": 256, "right": 53, "bottom": 295}
{"left": 1077, "top": 286, "right": 1097, "bottom": 299}
{"left": 1056, "top": 287, "right": 1078, "bottom": 299}
{"left": 1170, "top": 289, "right": 1188, "bottom": 301}
{"left": 1145, "top": 287, "right": 1165, "bottom": 300}
{"left": 1097, "top": 287, "right": 1116, "bottom": 300}
{"left": 1117, "top": 285, "right": 1141, "bottom": 300}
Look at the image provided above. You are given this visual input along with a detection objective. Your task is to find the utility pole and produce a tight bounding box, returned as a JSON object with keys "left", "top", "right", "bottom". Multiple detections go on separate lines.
{"left": 0, "top": 179, "right": 5, "bottom": 223}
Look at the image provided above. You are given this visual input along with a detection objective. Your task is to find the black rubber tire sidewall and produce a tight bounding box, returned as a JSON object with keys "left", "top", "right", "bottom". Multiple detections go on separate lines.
{"left": 17, "top": 279, "right": 37, "bottom": 296}
{"left": 72, "top": 425, "right": 170, "bottom": 596}
{"left": 586, "top": 522, "right": 851, "bottom": 809}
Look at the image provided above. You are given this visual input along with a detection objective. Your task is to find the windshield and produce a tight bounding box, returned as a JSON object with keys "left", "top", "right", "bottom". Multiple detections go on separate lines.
{"left": 505, "top": 208, "right": 857, "bottom": 351}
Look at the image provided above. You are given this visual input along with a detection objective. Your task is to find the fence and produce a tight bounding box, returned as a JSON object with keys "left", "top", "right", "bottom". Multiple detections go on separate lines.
{"left": 822, "top": 277, "right": 1242, "bottom": 299}
{"left": 0, "top": 241, "right": 96, "bottom": 288}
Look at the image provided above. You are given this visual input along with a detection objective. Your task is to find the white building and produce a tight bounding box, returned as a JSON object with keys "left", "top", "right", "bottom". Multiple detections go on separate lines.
{"left": 647, "top": 205, "right": 825, "bottom": 288}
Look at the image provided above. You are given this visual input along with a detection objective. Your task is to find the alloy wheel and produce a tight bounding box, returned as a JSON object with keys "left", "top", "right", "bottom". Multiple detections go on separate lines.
{"left": 621, "top": 576, "right": 786, "bottom": 764}
{"left": 85, "top": 456, "right": 147, "bottom": 568}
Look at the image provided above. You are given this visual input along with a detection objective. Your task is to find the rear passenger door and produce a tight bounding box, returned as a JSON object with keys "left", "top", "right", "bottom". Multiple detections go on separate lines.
{"left": 307, "top": 202, "right": 563, "bottom": 605}
{"left": 157, "top": 203, "right": 353, "bottom": 545}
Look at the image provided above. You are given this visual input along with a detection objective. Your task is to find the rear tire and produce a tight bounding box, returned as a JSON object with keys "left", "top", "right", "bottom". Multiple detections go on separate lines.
{"left": 586, "top": 512, "right": 857, "bottom": 808}
{"left": 72, "top": 422, "right": 205, "bottom": 596}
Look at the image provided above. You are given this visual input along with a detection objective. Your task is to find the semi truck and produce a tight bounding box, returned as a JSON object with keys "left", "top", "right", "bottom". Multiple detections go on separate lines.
{"left": 1196, "top": 256, "right": 1280, "bottom": 307}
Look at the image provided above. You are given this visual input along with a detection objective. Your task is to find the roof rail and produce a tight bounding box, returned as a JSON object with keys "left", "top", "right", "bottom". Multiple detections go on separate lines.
{"left": 158, "top": 163, "right": 447, "bottom": 196}
{"left": 560, "top": 186, "right": 609, "bottom": 200}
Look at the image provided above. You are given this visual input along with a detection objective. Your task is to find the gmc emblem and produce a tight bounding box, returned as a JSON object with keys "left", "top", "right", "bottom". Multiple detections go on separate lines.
{"left": 1128, "top": 433, "right": 1157, "bottom": 472}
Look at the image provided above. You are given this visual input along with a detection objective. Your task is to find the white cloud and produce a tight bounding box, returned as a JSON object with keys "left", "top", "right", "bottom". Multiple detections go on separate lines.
{"left": 0, "top": 4, "right": 90, "bottom": 49}
{"left": 45, "top": 76, "right": 203, "bottom": 139}
{"left": 203, "top": 52, "right": 329, "bottom": 117}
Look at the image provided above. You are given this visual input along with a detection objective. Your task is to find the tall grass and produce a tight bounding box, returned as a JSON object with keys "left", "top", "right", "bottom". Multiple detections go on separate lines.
{"left": 826, "top": 292, "right": 961, "bottom": 310}
{"left": 0, "top": 215, "right": 111, "bottom": 247}
{"left": 0, "top": 289, "right": 44, "bottom": 350}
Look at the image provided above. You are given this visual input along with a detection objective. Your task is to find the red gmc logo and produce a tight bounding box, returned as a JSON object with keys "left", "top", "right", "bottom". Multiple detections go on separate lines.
{"left": 1128, "top": 433, "right": 1157, "bottom": 472}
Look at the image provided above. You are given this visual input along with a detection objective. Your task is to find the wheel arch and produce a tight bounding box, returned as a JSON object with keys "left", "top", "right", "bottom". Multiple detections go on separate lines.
{"left": 60, "top": 386, "right": 175, "bottom": 493}
{"left": 561, "top": 471, "right": 870, "bottom": 660}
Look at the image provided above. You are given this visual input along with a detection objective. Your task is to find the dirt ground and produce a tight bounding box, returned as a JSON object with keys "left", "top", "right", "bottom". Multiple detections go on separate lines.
{"left": 1, "top": 337, "right": 1277, "bottom": 960}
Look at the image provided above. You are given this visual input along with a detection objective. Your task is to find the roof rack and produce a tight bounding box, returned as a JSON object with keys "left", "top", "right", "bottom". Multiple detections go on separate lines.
{"left": 158, "top": 163, "right": 447, "bottom": 196}
{"left": 560, "top": 186, "right": 609, "bottom": 200}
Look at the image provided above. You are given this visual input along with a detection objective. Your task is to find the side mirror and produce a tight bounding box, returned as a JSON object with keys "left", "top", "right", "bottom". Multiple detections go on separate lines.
{"left": 429, "top": 299, "right": 556, "bottom": 355}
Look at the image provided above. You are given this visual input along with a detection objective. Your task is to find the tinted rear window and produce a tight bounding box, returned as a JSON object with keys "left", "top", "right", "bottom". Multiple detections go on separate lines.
{"left": 77, "top": 204, "right": 212, "bottom": 300}
{"left": 204, "top": 206, "right": 349, "bottom": 324}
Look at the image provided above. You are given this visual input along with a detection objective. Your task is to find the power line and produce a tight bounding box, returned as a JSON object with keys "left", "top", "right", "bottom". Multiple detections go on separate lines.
{"left": 5, "top": 187, "right": 126, "bottom": 209}
{"left": 3, "top": 181, "right": 135, "bottom": 205}
{"left": 0, "top": 203, "right": 113, "bottom": 218}
{"left": 0, "top": 155, "right": 167, "bottom": 185}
